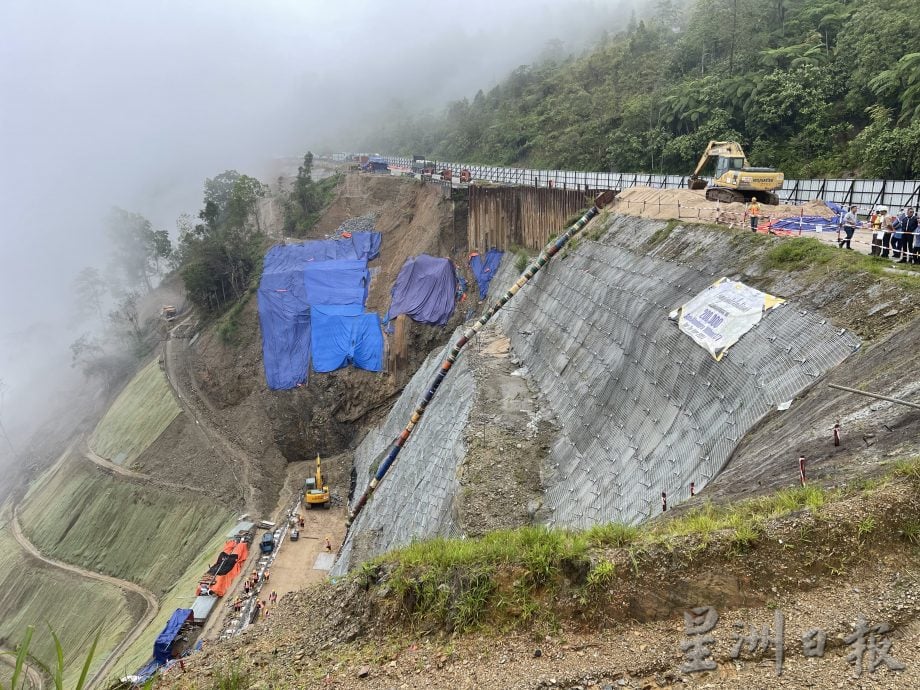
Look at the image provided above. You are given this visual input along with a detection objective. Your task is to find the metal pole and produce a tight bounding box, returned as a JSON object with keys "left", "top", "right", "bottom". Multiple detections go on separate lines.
{"left": 827, "top": 383, "right": 920, "bottom": 410}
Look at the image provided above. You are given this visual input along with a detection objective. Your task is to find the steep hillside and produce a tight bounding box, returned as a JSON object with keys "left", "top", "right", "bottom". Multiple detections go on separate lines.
{"left": 184, "top": 174, "right": 471, "bottom": 510}
{"left": 369, "top": 0, "right": 920, "bottom": 179}
{"left": 19, "top": 450, "right": 233, "bottom": 596}
{"left": 335, "top": 212, "right": 920, "bottom": 575}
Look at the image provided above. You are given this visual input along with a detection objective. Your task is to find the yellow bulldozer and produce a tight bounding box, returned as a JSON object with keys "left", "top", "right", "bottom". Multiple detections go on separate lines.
{"left": 303, "top": 455, "right": 330, "bottom": 509}
{"left": 687, "top": 141, "right": 784, "bottom": 205}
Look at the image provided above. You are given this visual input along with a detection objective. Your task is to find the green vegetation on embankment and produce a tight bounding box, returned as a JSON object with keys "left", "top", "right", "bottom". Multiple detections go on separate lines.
{"left": 117, "top": 517, "right": 237, "bottom": 674}
{"left": 366, "top": 0, "right": 920, "bottom": 179}
{"left": 20, "top": 453, "right": 234, "bottom": 596}
{"left": 357, "top": 457, "right": 920, "bottom": 634}
{"left": 89, "top": 359, "right": 180, "bottom": 466}
{"left": 0, "top": 509, "right": 136, "bottom": 688}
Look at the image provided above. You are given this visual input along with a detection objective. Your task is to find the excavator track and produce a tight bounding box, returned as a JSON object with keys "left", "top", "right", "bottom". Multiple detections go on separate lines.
{"left": 705, "top": 186, "right": 747, "bottom": 204}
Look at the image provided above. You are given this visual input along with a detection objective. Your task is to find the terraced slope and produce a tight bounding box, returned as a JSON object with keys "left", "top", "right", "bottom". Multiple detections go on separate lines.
{"left": 0, "top": 510, "right": 137, "bottom": 688}
{"left": 19, "top": 453, "right": 234, "bottom": 596}
{"left": 89, "top": 359, "right": 181, "bottom": 466}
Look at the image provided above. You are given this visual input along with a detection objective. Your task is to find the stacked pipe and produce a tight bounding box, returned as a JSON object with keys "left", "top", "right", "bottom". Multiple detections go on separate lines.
{"left": 346, "top": 190, "right": 618, "bottom": 526}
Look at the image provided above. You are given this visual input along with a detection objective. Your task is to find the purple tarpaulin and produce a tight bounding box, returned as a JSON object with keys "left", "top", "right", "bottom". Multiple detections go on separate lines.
{"left": 386, "top": 255, "right": 457, "bottom": 327}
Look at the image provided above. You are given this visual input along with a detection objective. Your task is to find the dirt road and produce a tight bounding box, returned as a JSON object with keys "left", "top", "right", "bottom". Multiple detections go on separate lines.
{"left": 163, "top": 316, "right": 254, "bottom": 513}
{"left": 0, "top": 650, "right": 46, "bottom": 690}
{"left": 82, "top": 439, "right": 215, "bottom": 497}
{"left": 263, "top": 504, "right": 347, "bottom": 607}
{"left": 8, "top": 504, "right": 159, "bottom": 690}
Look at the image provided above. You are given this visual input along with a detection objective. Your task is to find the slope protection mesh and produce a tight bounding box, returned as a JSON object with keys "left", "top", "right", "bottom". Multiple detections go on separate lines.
{"left": 495, "top": 231, "right": 860, "bottom": 528}
{"left": 332, "top": 331, "right": 474, "bottom": 575}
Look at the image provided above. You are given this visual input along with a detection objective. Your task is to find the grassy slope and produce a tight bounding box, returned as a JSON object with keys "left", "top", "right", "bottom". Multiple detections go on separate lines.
{"left": 116, "top": 516, "right": 237, "bottom": 675}
{"left": 90, "top": 359, "right": 181, "bottom": 466}
{"left": 0, "top": 509, "right": 135, "bottom": 687}
{"left": 19, "top": 453, "right": 234, "bottom": 596}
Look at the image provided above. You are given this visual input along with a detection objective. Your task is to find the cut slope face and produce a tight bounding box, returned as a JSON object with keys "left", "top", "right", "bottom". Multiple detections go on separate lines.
{"left": 334, "top": 214, "right": 869, "bottom": 570}
{"left": 333, "top": 337, "right": 475, "bottom": 574}
{"left": 493, "top": 218, "right": 859, "bottom": 527}
{"left": 90, "top": 359, "right": 180, "bottom": 466}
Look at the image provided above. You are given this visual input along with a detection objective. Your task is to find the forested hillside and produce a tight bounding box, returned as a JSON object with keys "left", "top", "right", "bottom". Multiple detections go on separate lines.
{"left": 365, "top": 0, "right": 920, "bottom": 178}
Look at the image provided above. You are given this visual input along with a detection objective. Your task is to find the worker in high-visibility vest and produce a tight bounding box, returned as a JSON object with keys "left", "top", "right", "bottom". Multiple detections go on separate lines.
{"left": 748, "top": 199, "right": 761, "bottom": 232}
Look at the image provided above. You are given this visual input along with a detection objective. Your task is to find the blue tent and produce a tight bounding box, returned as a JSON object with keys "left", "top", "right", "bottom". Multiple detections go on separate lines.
{"left": 153, "top": 609, "right": 192, "bottom": 664}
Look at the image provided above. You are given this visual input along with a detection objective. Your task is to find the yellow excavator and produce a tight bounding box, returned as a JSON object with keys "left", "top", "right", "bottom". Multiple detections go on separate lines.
{"left": 303, "top": 455, "right": 330, "bottom": 509}
{"left": 687, "top": 141, "right": 784, "bottom": 205}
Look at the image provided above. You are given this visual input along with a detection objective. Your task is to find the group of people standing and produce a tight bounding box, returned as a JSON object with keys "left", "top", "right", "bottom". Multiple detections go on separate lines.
{"left": 839, "top": 205, "right": 919, "bottom": 263}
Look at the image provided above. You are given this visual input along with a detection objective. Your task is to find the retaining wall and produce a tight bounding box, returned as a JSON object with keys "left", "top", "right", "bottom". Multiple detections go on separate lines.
{"left": 332, "top": 335, "right": 474, "bottom": 575}
{"left": 334, "top": 215, "right": 862, "bottom": 570}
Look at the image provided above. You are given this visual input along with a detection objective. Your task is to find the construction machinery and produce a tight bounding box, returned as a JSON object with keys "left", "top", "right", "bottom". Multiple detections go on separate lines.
{"left": 303, "top": 454, "right": 330, "bottom": 509}
{"left": 687, "top": 141, "right": 784, "bottom": 205}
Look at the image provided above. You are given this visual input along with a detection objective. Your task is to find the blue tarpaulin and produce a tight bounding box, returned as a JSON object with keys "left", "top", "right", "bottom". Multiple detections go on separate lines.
{"left": 258, "top": 270, "right": 311, "bottom": 390}
{"left": 262, "top": 233, "right": 380, "bottom": 267}
{"left": 469, "top": 249, "right": 503, "bottom": 299}
{"left": 311, "top": 305, "right": 384, "bottom": 373}
{"left": 771, "top": 215, "right": 843, "bottom": 233}
{"left": 153, "top": 609, "right": 192, "bottom": 664}
{"left": 303, "top": 259, "right": 370, "bottom": 306}
{"left": 258, "top": 233, "right": 381, "bottom": 390}
{"left": 386, "top": 255, "right": 457, "bottom": 327}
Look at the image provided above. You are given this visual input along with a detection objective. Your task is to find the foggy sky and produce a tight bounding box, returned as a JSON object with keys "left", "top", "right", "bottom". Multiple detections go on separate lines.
{"left": 0, "top": 0, "right": 635, "bottom": 454}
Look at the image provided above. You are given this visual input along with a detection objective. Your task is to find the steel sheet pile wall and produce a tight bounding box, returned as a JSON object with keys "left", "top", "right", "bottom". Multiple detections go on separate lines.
{"left": 332, "top": 335, "right": 474, "bottom": 574}
{"left": 495, "top": 216, "right": 860, "bottom": 527}
{"left": 468, "top": 185, "right": 591, "bottom": 251}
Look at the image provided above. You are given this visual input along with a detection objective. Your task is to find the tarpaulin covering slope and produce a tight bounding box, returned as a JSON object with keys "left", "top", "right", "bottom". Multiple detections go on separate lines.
{"left": 303, "top": 259, "right": 370, "bottom": 306}
{"left": 153, "top": 608, "right": 192, "bottom": 664}
{"left": 386, "top": 255, "right": 456, "bottom": 326}
{"left": 258, "top": 233, "right": 380, "bottom": 389}
{"left": 311, "top": 305, "right": 384, "bottom": 373}
{"left": 469, "top": 249, "right": 503, "bottom": 299}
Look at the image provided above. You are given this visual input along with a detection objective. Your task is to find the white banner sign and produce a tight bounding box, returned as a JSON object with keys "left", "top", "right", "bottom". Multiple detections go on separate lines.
{"left": 674, "top": 279, "right": 784, "bottom": 361}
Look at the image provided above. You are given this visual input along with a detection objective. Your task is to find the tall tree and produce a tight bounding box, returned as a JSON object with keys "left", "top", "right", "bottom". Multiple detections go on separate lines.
{"left": 72, "top": 266, "right": 108, "bottom": 323}
{"left": 106, "top": 207, "right": 172, "bottom": 293}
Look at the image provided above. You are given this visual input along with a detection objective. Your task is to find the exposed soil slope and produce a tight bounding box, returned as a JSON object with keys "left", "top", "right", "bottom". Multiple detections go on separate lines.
{"left": 186, "top": 174, "right": 471, "bottom": 507}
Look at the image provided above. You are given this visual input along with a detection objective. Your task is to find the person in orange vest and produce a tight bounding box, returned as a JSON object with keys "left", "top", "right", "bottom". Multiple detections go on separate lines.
{"left": 748, "top": 198, "right": 761, "bottom": 232}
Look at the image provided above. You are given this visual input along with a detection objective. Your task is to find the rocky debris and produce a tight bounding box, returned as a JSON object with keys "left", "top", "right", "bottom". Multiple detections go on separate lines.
{"left": 337, "top": 213, "right": 378, "bottom": 235}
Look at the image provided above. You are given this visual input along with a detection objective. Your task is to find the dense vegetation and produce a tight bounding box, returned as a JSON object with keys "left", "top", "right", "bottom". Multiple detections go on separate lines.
{"left": 366, "top": 0, "right": 920, "bottom": 179}
{"left": 283, "top": 151, "right": 343, "bottom": 237}
{"left": 176, "top": 170, "right": 267, "bottom": 314}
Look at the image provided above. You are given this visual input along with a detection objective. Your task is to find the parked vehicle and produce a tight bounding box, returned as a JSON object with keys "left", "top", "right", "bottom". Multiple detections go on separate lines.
{"left": 260, "top": 532, "right": 275, "bottom": 554}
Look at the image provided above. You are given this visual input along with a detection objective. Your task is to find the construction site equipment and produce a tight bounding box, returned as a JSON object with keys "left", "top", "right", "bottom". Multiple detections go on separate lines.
{"left": 687, "top": 140, "right": 784, "bottom": 205}
{"left": 440, "top": 168, "right": 452, "bottom": 182}
{"left": 346, "top": 190, "right": 618, "bottom": 526}
{"left": 304, "top": 454, "right": 331, "bottom": 509}
{"left": 160, "top": 305, "right": 177, "bottom": 321}
{"left": 259, "top": 532, "right": 275, "bottom": 554}
{"left": 459, "top": 169, "right": 472, "bottom": 183}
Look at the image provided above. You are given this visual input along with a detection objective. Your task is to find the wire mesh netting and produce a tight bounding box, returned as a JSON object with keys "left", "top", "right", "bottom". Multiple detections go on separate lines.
{"left": 332, "top": 334, "right": 474, "bottom": 575}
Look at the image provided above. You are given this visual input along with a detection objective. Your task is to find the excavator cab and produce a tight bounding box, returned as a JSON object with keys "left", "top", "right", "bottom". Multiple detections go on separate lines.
{"left": 713, "top": 156, "right": 744, "bottom": 180}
